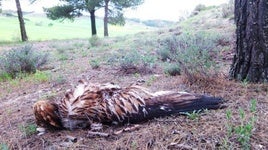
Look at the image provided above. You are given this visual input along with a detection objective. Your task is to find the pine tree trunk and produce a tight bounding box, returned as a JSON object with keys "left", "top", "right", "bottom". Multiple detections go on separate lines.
{"left": 104, "top": 0, "right": 109, "bottom": 37}
{"left": 229, "top": 0, "right": 268, "bottom": 82}
{"left": 15, "top": 0, "right": 28, "bottom": 41}
{"left": 0, "top": 0, "right": 2, "bottom": 13}
{"left": 90, "top": 10, "right": 97, "bottom": 36}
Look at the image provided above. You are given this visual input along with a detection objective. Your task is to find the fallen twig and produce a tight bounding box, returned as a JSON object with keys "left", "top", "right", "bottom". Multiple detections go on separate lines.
{"left": 65, "top": 135, "right": 78, "bottom": 143}
{"left": 87, "top": 131, "right": 110, "bottom": 137}
{"left": 113, "top": 124, "right": 140, "bottom": 135}
{"left": 87, "top": 124, "right": 141, "bottom": 138}
{"left": 154, "top": 118, "right": 180, "bottom": 122}
{"left": 167, "top": 143, "right": 193, "bottom": 149}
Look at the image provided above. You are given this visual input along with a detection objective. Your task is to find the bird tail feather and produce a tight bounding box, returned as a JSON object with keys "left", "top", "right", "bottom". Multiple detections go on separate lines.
{"left": 142, "top": 92, "right": 224, "bottom": 120}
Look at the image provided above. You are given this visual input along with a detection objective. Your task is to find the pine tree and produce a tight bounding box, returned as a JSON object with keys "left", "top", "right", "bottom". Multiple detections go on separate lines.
{"left": 229, "top": 0, "right": 268, "bottom": 82}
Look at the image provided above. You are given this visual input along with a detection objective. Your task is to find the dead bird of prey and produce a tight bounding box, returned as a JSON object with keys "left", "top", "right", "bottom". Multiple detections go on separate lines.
{"left": 33, "top": 80, "right": 225, "bottom": 133}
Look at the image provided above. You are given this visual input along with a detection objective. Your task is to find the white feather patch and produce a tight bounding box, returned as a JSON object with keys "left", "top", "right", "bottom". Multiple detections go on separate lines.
{"left": 73, "top": 83, "right": 86, "bottom": 99}
{"left": 153, "top": 91, "right": 173, "bottom": 97}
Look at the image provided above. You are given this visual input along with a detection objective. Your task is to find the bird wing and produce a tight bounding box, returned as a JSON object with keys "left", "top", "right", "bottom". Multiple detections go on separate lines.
{"left": 97, "top": 87, "right": 224, "bottom": 124}
{"left": 88, "top": 85, "right": 151, "bottom": 124}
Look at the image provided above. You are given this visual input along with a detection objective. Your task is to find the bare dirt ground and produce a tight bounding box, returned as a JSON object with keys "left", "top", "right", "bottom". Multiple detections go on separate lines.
{"left": 0, "top": 37, "right": 267, "bottom": 150}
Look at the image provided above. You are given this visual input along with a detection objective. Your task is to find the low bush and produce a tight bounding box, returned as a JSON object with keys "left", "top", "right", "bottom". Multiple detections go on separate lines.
{"left": 90, "top": 59, "right": 100, "bottom": 69}
{"left": 224, "top": 99, "right": 257, "bottom": 149}
{"left": 0, "top": 72, "right": 12, "bottom": 82}
{"left": 190, "top": 4, "right": 215, "bottom": 17}
{"left": 158, "top": 32, "right": 219, "bottom": 82}
{"left": 0, "top": 45, "right": 48, "bottom": 78}
{"left": 164, "top": 63, "right": 181, "bottom": 76}
{"left": 222, "top": 0, "right": 234, "bottom": 18}
{"left": 194, "top": 4, "right": 207, "bottom": 12}
{"left": 109, "top": 50, "right": 156, "bottom": 74}
{"left": 0, "top": 143, "right": 8, "bottom": 150}
{"left": 89, "top": 36, "right": 101, "bottom": 47}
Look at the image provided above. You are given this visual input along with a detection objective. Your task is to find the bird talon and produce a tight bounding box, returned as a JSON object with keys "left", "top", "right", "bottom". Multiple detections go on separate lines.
{"left": 36, "top": 127, "right": 46, "bottom": 136}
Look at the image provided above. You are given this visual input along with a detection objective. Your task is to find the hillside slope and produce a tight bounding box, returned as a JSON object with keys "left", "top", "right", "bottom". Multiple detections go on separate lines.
{"left": 0, "top": 13, "right": 156, "bottom": 42}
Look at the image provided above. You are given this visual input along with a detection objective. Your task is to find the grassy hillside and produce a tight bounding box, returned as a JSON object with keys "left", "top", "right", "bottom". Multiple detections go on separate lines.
{"left": 0, "top": 13, "right": 156, "bottom": 42}
{"left": 0, "top": 3, "right": 267, "bottom": 150}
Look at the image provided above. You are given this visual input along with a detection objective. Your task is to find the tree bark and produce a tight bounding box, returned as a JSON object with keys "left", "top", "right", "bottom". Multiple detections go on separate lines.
{"left": 104, "top": 0, "right": 109, "bottom": 36}
{"left": 90, "top": 10, "right": 97, "bottom": 36}
{"left": 229, "top": 0, "right": 268, "bottom": 82}
{"left": 15, "top": 0, "right": 28, "bottom": 41}
{"left": 0, "top": 0, "right": 2, "bottom": 13}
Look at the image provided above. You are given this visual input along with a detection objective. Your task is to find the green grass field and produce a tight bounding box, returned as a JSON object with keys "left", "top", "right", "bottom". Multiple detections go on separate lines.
{"left": 0, "top": 14, "right": 155, "bottom": 42}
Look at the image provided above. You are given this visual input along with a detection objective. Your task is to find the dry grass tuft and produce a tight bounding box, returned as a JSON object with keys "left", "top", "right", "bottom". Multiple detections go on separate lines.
{"left": 181, "top": 72, "right": 268, "bottom": 99}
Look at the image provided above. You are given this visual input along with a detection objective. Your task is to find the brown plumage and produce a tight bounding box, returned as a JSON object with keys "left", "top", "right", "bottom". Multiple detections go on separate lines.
{"left": 33, "top": 80, "right": 224, "bottom": 130}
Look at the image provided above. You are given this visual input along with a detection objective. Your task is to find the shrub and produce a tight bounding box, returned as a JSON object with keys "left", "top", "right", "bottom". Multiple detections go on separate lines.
{"left": 119, "top": 51, "right": 140, "bottom": 72}
{"left": 222, "top": 0, "right": 234, "bottom": 18}
{"left": 109, "top": 50, "right": 156, "bottom": 74}
{"left": 0, "top": 143, "right": 9, "bottom": 150}
{"left": 0, "top": 45, "right": 48, "bottom": 78}
{"left": 190, "top": 4, "right": 208, "bottom": 17}
{"left": 194, "top": 4, "right": 207, "bottom": 12}
{"left": 53, "top": 75, "right": 67, "bottom": 85}
{"left": 157, "top": 36, "right": 179, "bottom": 61}
{"left": 35, "top": 21, "right": 43, "bottom": 26}
{"left": 57, "top": 53, "right": 68, "bottom": 61}
{"left": 0, "top": 72, "right": 12, "bottom": 82}
{"left": 142, "top": 20, "right": 174, "bottom": 27}
{"left": 48, "top": 23, "right": 53, "bottom": 27}
{"left": 225, "top": 99, "right": 257, "bottom": 149}
{"left": 164, "top": 63, "right": 181, "bottom": 76}
{"left": 90, "top": 59, "right": 100, "bottom": 69}
{"left": 89, "top": 36, "right": 101, "bottom": 47}
{"left": 158, "top": 32, "right": 219, "bottom": 82}
{"left": 157, "top": 48, "right": 172, "bottom": 62}
{"left": 32, "top": 71, "right": 51, "bottom": 82}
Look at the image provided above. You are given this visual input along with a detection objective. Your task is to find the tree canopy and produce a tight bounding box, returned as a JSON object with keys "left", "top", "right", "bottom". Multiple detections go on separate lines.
{"left": 44, "top": 0, "right": 144, "bottom": 37}
{"left": 44, "top": 0, "right": 103, "bottom": 35}
{"left": 103, "top": 0, "right": 144, "bottom": 36}
{"left": 108, "top": 0, "right": 145, "bottom": 25}
{"left": 45, "top": 0, "right": 103, "bottom": 17}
